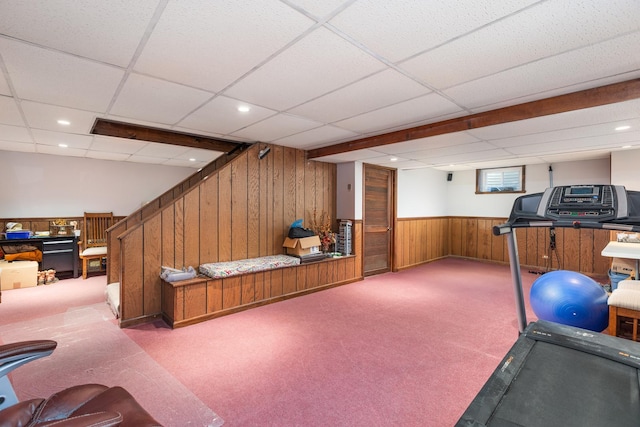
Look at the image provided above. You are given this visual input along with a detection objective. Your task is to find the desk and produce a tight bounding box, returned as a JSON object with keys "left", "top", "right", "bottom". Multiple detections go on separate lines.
{"left": 0, "top": 236, "right": 79, "bottom": 278}
{"left": 601, "top": 241, "right": 640, "bottom": 280}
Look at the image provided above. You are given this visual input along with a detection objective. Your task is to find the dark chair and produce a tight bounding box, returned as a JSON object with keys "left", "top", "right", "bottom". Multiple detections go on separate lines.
{"left": 0, "top": 340, "right": 162, "bottom": 426}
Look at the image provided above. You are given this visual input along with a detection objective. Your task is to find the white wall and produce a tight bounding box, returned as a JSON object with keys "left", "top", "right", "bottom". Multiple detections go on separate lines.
{"left": 336, "top": 157, "right": 613, "bottom": 221}
{"left": 397, "top": 167, "right": 448, "bottom": 217}
{"left": 0, "top": 151, "right": 194, "bottom": 218}
{"left": 611, "top": 148, "right": 640, "bottom": 190}
{"left": 445, "top": 158, "right": 611, "bottom": 217}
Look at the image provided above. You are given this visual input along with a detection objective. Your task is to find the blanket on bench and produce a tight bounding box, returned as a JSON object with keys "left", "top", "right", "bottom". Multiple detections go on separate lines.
{"left": 199, "top": 255, "right": 300, "bottom": 279}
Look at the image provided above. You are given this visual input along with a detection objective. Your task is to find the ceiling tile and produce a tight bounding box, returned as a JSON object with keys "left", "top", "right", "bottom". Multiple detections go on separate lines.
{"left": 0, "top": 141, "right": 35, "bottom": 153}
{"left": 490, "top": 119, "right": 640, "bottom": 149}
{"left": 468, "top": 99, "right": 640, "bottom": 140}
{"left": 0, "top": 0, "right": 159, "bottom": 67}
{"left": 36, "top": 144, "right": 86, "bottom": 158}
{"left": 374, "top": 159, "right": 433, "bottom": 170}
{"left": 335, "top": 92, "right": 464, "bottom": 134}
{"left": 133, "top": 142, "right": 191, "bottom": 158}
{"left": 0, "top": 97, "right": 26, "bottom": 126}
{"left": 232, "top": 114, "right": 324, "bottom": 142}
{"left": 457, "top": 157, "right": 546, "bottom": 171}
{"left": 126, "top": 155, "right": 168, "bottom": 165}
{"left": 225, "top": 27, "right": 387, "bottom": 110}
{"left": 110, "top": 73, "right": 214, "bottom": 125}
{"left": 404, "top": 142, "right": 498, "bottom": 161}
{"left": 0, "top": 72, "right": 10, "bottom": 96}
{"left": 31, "top": 129, "right": 94, "bottom": 148}
{"left": 314, "top": 148, "right": 390, "bottom": 163}
{"left": 289, "top": 69, "right": 431, "bottom": 123}
{"left": 427, "top": 148, "right": 514, "bottom": 166}
{"left": 507, "top": 131, "right": 640, "bottom": 156}
{"left": 400, "top": 0, "right": 640, "bottom": 89}
{"left": 373, "top": 132, "right": 481, "bottom": 155}
{"left": 134, "top": 0, "right": 313, "bottom": 92}
{"left": 0, "top": 38, "right": 124, "bottom": 111}
{"left": 0, "top": 124, "right": 32, "bottom": 143}
{"left": 444, "top": 32, "right": 640, "bottom": 110}
{"left": 21, "top": 101, "right": 99, "bottom": 133}
{"left": 286, "top": 0, "right": 352, "bottom": 19}
{"left": 329, "top": 0, "right": 538, "bottom": 62}
{"left": 178, "top": 96, "right": 276, "bottom": 135}
{"left": 275, "top": 125, "right": 359, "bottom": 149}
{"left": 538, "top": 150, "right": 612, "bottom": 164}
{"left": 85, "top": 150, "right": 131, "bottom": 162}
{"left": 163, "top": 158, "right": 209, "bottom": 169}
{"left": 173, "top": 148, "right": 223, "bottom": 163}
{"left": 89, "top": 135, "right": 148, "bottom": 154}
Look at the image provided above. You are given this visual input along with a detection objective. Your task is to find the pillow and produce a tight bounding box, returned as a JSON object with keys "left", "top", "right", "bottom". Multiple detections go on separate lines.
{"left": 4, "top": 250, "right": 42, "bottom": 262}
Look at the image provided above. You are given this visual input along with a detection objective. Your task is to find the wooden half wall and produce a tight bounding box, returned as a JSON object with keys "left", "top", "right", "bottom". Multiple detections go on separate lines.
{"left": 115, "top": 143, "right": 343, "bottom": 326}
{"left": 395, "top": 217, "right": 611, "bottom": 276}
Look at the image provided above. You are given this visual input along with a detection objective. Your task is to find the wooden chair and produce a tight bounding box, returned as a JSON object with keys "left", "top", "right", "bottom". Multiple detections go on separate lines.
{"left": 79, "top": 212, "right": 113, "bottom": 279}
{"left": 608, "top": 279, "right": 640, "bottom": 341}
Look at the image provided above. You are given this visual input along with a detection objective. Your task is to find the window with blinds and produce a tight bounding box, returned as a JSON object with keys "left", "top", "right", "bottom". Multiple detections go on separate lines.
{"left": 476, "top": 166, "right": 525, "bottom": 194}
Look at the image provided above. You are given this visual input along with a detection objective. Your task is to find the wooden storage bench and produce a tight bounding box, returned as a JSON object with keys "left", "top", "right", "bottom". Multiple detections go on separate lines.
{"left": 161, "top": 255, "right": 358, "bottom": 328}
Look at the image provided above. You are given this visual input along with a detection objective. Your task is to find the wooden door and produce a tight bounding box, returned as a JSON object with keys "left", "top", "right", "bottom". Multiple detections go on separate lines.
{"left": 363, "top": 164, "right": 395, "bottom": 276}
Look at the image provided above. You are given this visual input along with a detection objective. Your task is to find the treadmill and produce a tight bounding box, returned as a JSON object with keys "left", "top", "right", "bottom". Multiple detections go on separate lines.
{"left": 457, "top": 185, "right": 640, "bottom": 427}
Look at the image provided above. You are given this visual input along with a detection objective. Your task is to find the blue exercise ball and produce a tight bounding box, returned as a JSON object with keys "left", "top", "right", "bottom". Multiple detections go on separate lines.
{"left": 530, "top": 270, "right": 609, "bottom": 332}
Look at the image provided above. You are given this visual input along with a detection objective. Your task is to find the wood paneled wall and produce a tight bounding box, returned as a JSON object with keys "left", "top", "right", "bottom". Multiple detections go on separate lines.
{"left": 395, "top": 217, "right": 611, "bottom": 276}
{"left": 116, "top": 143, "right": 341, "bottom": 326}
{"left": 394, "top": 217, "right": 450, "bottom": 270}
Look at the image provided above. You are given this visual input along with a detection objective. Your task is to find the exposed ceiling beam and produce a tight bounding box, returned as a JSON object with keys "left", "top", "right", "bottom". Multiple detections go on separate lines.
{"left": 91, "top": 118, "right": 246, "bottom": 153}
{"left": 307, "top": 78, "right": 640, "bottom": 159}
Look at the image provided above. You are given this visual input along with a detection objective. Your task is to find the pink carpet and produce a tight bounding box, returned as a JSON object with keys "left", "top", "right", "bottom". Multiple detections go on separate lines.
{"left": 124, "top": 258, "right": 539, "bottom": 426}
{"left": 0, "top": 276, "right": 222, "bottom": 426}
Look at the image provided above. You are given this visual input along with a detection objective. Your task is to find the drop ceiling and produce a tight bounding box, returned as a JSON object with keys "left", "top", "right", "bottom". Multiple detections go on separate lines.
{"left": 0, "top": 0, "right": 639, "bottom": 170}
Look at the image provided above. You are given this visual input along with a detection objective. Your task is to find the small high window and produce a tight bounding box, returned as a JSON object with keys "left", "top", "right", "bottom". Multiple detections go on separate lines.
{"left": 476, "top": 166, "right": 525, "bottom": 194}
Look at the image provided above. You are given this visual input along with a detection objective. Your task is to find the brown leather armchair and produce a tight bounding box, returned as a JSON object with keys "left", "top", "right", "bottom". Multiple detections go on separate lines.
{"left": 0, "top": 340, "right": 162, "bottom": 426}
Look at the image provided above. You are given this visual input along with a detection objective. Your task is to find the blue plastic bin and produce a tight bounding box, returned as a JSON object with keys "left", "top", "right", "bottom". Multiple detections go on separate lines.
{"left": 609, "top": 269, "right": 631, "bottom": 291}
{"left": 5, "top": 230, "right": 31, "bottom": 239}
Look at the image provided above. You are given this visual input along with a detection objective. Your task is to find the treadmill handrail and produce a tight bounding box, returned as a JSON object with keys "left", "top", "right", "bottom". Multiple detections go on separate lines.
{"left": 493, "top": 220, "right": 640, "bottom": 236}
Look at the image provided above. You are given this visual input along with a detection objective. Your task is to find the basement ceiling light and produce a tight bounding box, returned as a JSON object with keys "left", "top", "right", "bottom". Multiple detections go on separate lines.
{"left": 237, "top": 105, "right": 250, "bottom": 113}
{"left": 616, "top": 125, "right": 631, "bottom": 131}
{"left": 58, "top": 143, "right": 68, "bottom": 148}
{"left": 189, "top": 158, "right": 196, "bottom": 162}
{"left": 57, "top": 119, "right": 71, "bottom": 125}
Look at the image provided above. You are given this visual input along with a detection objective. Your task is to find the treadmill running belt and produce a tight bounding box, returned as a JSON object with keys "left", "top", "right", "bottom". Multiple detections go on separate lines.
{"left": 490, "top": 342, "right": 640, "bottom": 426}
{"left": 457, "top": 320, "right": 640, "bottom": 427}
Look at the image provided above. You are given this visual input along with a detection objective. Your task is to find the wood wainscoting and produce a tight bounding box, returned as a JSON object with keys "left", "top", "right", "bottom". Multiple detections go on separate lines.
{"left": 395, "top": 217, "right": 450, "bottom": 270}
{"left": 396, "top": 217, "right": 611, "bottom": 277}
{"left": 162, "top": 256, "right": 359, "bottom": 328}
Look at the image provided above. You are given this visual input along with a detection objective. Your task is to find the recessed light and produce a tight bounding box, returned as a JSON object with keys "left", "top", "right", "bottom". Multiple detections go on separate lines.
{"left": 615, "top": 125, "right": 631, "bottom": 131}
{"left": 189, "top": 158, "right": 196, "bottom": 162}
{"left": 390, "top": 157, "right": 398, "bottom": 162}
{"left": 237, "top": 105, "right": 250, "bottom": 113}
{"left": 57, "top": 119, "right": 71, "bottom": 126}
{"left": 622, "top": 145, "right": 632, "bottom": 149}
{"left": 58, "top": 143, "right": 68, "bottom": 148}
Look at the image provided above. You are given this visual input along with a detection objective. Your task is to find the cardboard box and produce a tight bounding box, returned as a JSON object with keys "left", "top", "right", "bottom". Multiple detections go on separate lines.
{"left": 611, "top": 257, "right": 636, "bottom": 277}
{"left": 0, "top": 260, "right": 38, "bottom": 290}
{"left": 283, "top": 235, "right": 321, "bottom": 257}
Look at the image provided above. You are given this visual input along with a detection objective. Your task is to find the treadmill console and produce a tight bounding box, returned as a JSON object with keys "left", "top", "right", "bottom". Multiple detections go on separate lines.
{"left": 542, "top": 185, "right": 619, "bottom": 220}
{"left": 504, "top": 184, "right": 640, "bottom": 228}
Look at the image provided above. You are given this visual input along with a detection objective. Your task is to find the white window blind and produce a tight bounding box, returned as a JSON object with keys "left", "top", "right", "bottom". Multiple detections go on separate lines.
{"left": 477, "top": 166, "right": 524, "bottom": 193}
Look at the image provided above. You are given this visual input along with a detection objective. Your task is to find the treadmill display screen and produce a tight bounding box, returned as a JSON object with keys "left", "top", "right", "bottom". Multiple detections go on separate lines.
{"left": 565, "top": 186, "right": 597, "bottom": 196}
